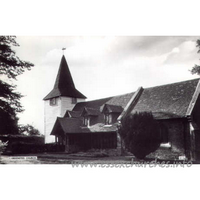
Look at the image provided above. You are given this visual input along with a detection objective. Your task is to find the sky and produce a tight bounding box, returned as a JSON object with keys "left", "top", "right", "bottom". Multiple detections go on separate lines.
{"left": 7, "top": 36, "right": 200, "bottom": 134}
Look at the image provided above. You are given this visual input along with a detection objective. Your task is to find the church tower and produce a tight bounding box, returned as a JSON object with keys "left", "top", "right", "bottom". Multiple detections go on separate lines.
{"left": 43, "top": 55, "right": 86, "bottom": 143}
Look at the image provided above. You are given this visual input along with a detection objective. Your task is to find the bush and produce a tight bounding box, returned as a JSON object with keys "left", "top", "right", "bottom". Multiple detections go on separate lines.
{"left": 0, "top": 140, "right": 8, "bottom": 154}
{"left": 10, "top": 142, "right": 44, "bottom": 154}
{"left": 119, "top": 112, "right": 161, "bottom": 159}
{"left": 10, "top": 143, "right": 65, "bottom": 154}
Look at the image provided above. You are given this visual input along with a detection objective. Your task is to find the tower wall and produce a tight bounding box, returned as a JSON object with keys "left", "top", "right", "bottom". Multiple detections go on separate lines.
{"left": 44, "top": 97, "right": 85, "bottom": 143}
{"left": 44, "top": 97, "right": 61, "bottom": 143}
{"left": 60, "top": 97, "right": 85, "bottom": 116}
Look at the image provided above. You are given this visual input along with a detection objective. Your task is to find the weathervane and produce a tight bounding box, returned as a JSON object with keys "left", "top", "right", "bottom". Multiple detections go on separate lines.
{"left": 62, "top": 48, "right": 66, "bottom": 55}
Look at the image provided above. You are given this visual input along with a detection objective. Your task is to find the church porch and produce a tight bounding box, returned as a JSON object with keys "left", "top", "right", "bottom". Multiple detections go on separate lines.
{"left": 55, "top": 132, "right": 117, "bottom": 153}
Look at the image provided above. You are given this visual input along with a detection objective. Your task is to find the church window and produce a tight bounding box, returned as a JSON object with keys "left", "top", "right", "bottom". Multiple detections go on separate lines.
{"left": 50, "top": 98, "right": 57, "bottom": 106}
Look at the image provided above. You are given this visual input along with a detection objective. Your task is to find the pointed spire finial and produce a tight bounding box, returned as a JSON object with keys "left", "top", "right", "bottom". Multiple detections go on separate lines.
{"left": 62, "top": 48, "right": 66, "bottom": 55}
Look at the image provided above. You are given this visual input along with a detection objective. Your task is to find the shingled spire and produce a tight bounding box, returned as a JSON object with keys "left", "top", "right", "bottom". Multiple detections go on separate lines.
{"left": 43, "top": 55, "right": 86, "bottom": 100}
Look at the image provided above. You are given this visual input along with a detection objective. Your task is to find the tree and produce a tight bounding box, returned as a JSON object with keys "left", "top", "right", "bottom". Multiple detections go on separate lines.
{"left": 0, "top": 140, "right": 8, "bottom": 156}
{"left": 119, "top": 112, "right": 161, "bottom": 159}
{"left": 19, "top": 124, "right": 41, "bottom": 136}
{"left": 191, "top": 39, "right": 200, "bottom": 75}
{"left": 0, "top": 36, "right": 34, "bottom": 135}
{"left": 0, "top": 80, "right": 22, "bottom": 134}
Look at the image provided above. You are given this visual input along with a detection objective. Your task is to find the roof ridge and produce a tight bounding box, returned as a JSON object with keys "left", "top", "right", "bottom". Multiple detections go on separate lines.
{"left": 105, "top": 104, "right": 123, "bottom": 107}
{"left": 78, "top": 92, "right": 135, "bottom": 104}
{"left": 75, "top": 78, "right": 200, "bottom": 103}
{"left": 144, "top": 78, "right": 200, "bottom": 90}
{"left": 85, "top": 106, "right": 100, "bottom": 110}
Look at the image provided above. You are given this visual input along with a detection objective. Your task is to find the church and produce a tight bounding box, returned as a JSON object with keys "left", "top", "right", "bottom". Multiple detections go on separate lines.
{"left": 43, "top": 55, "right": 200, "bottom": 161}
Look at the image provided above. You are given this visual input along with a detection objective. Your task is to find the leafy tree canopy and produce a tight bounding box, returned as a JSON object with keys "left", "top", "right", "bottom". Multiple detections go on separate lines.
{"left": 191, "top": 39, "right": 200, "bottom": 75}
{"left": 19, "top": 124, "right": 41, "bottom": 136}
{"left": 0, "top": 36, "right": 34, "bottom": 135}
{"left": 0, "top": 36, "right": 33, "bottom": 79}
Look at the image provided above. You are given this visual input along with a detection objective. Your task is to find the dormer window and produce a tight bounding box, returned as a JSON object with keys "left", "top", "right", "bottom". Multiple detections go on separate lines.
{"left": 101, "top": 104, "right": 123, "bottom": 125}
{"left": 81, "top": 107, "right": 99, "bottom": 127}
{"left": 50, "top": 98, "right": 57, "bottom": 106}
{"left": 105, "top": 114, "right": 112, "bottom": 125}
{"left": 83, "top": 116, "right": 90, "bottom": 127}
{"left": 72, "top": 97, "right": 77, "bottom": 104}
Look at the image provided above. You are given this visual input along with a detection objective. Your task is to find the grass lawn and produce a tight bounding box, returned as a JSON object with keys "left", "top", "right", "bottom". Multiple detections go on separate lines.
{"left": 1, "top": 151, "right": 199, "bottom": 165}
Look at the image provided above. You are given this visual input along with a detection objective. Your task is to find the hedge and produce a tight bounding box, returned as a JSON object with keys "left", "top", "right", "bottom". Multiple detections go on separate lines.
{"left": 7, "top": 143, "right": 65, "bottom": 154}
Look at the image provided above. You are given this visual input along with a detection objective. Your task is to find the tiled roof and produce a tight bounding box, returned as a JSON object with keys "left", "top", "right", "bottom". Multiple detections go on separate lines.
{"left": 106, "top": 92, "right": 135, "bottom": 108}
{"left": 101, "top": 104, "right": 123, "bottom": 113}
{"left": 73, "top": 78, "right": 200, "bottom": 120}
{"left": 44, "top": 87, "right": 86, "bottom": 100}
{"left": 72, "top": 97, "right": 113, "bottom": 111}
{"left": 57, "top": 118, "right": 82, "bottom": 133}
{"left": 131, "top": 78, "right": 200, "bottom": 119}
{"left": 44, "top": 56, "right": 86, "bottom": 100}
{"left": 64, "top": 110, "right": 81, "bottom": 118}
{"left": 51, "top": 118, "right": 117, "bottom": 135}
{"left": 52, "top": 92, "right": 136, "bottom": 135}
{"left": 81, "top": 107, "right": 101, "bottom": 116}
{"left": 73, "top": 92, "right": 134, "bottom": 113}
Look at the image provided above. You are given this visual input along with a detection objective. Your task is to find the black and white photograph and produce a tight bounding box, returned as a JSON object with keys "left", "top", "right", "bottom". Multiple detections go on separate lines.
{"left": 1, "top": 36, "right": 200, "bottom": 165}
{"left": 1, "top": 1, "right": 200, "bottom": 199}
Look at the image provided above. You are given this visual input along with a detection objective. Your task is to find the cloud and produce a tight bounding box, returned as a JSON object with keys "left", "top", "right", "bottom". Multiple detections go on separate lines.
{"left": 164, "top": 40, "right": 199, "bottom": 65}
{"left": 171, "top": 47, "right": 180, "bottom": 53}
